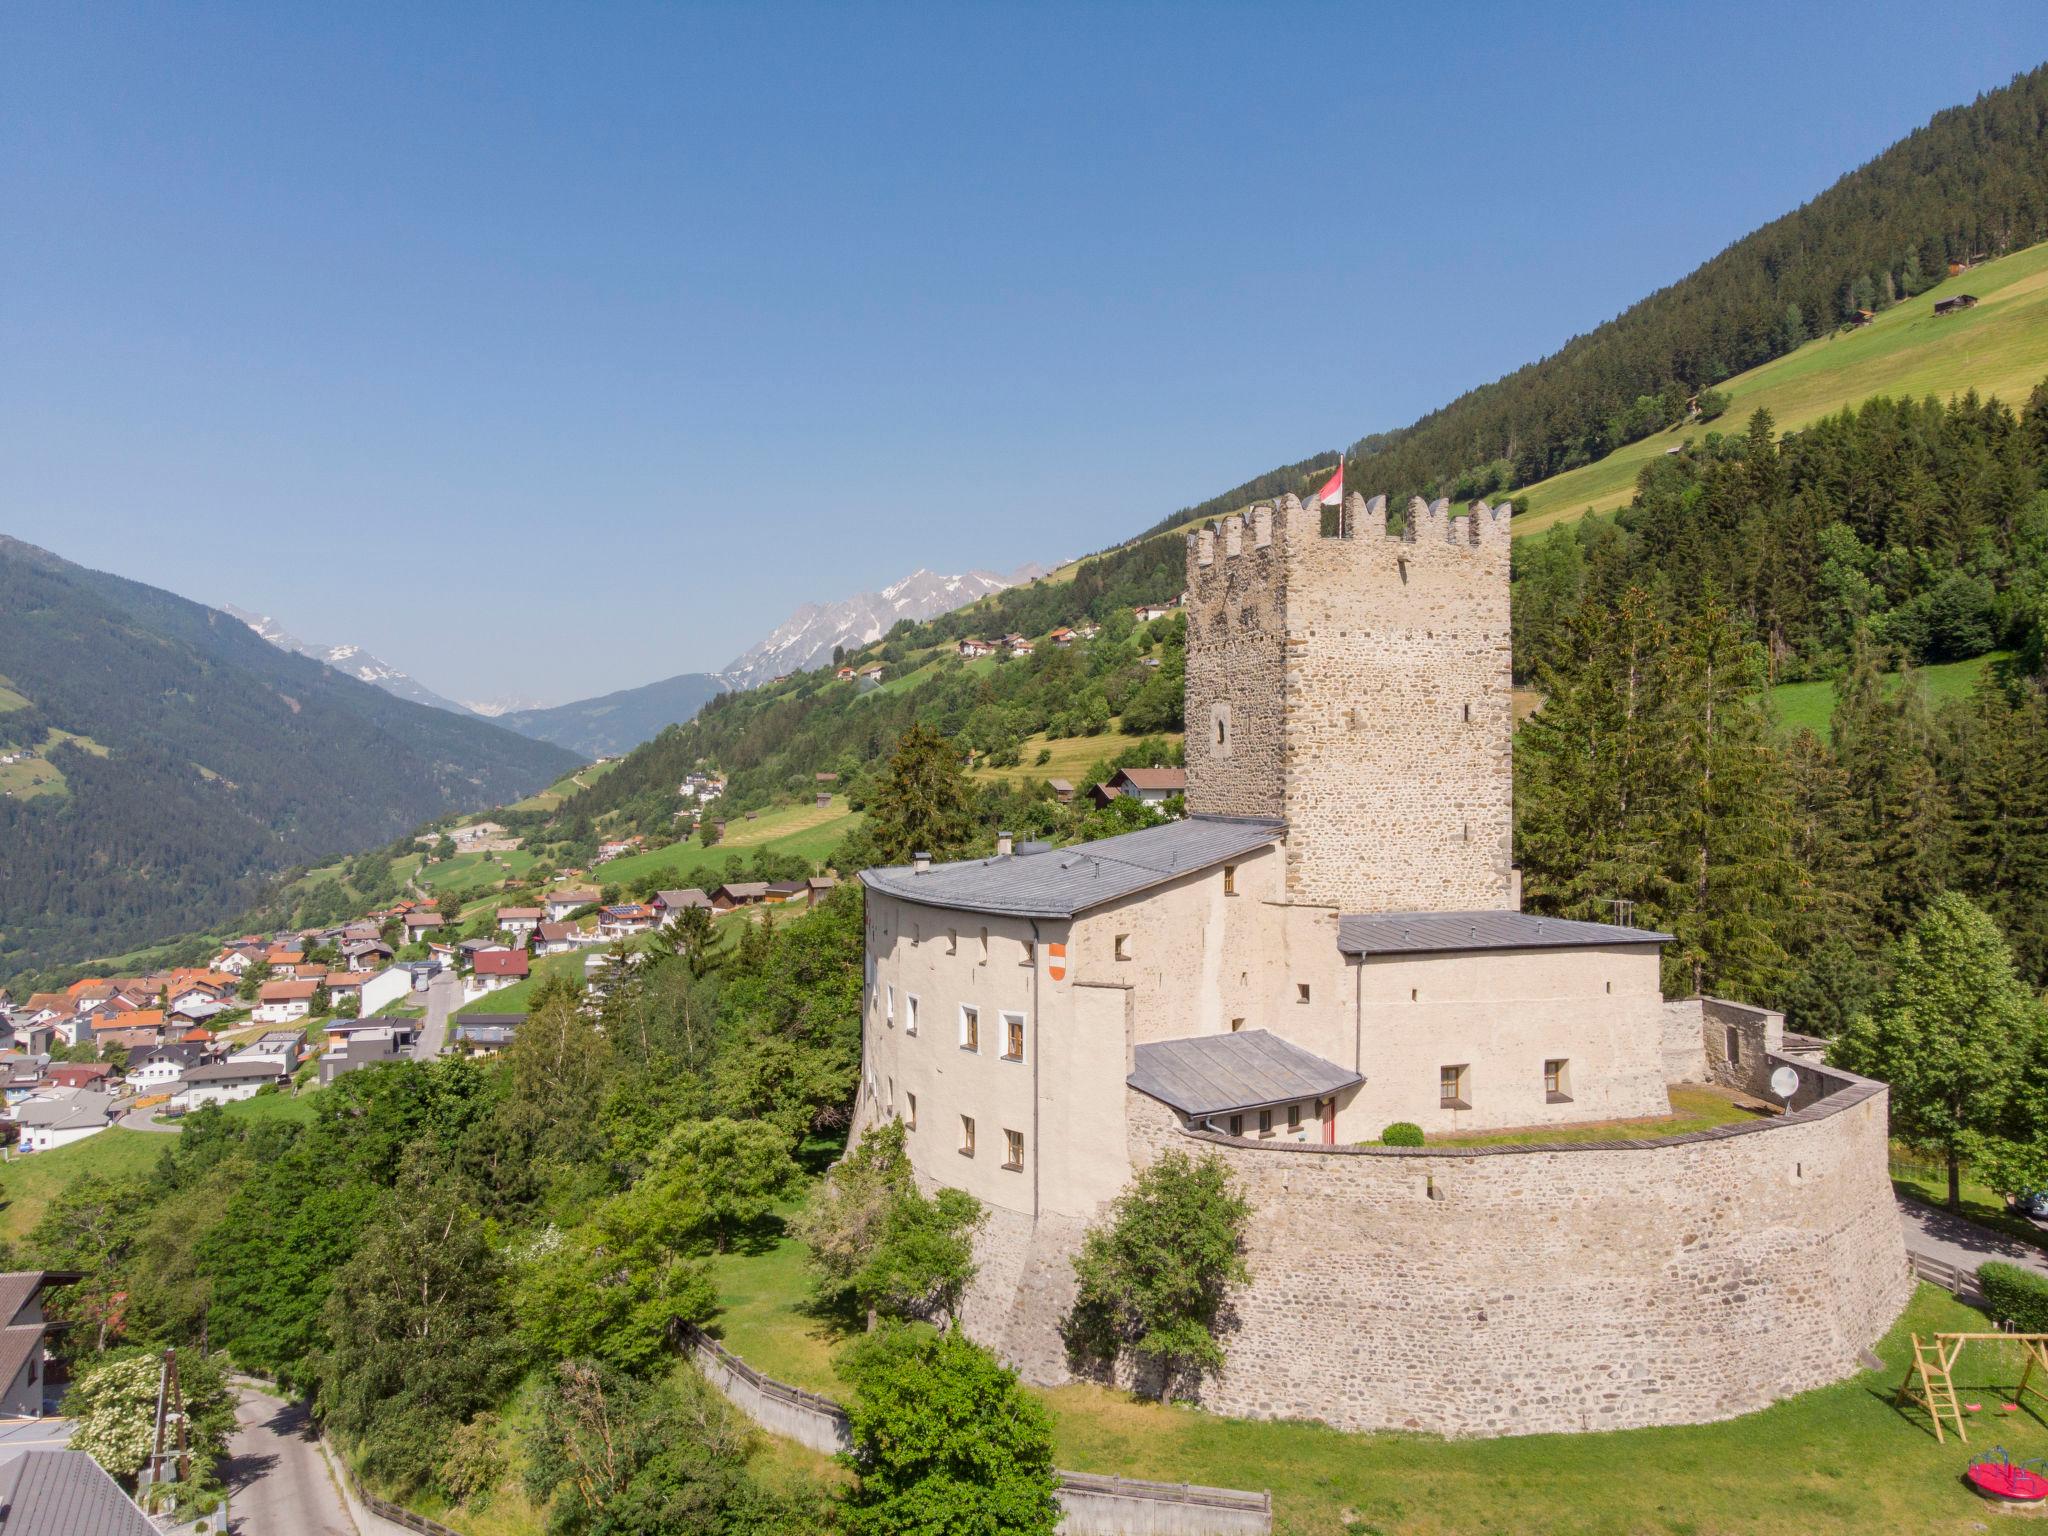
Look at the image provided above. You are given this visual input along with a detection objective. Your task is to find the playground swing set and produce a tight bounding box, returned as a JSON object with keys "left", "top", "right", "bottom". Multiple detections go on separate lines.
{"left": 1898, "top": 1331, "right": 2048, "bottom": 1444}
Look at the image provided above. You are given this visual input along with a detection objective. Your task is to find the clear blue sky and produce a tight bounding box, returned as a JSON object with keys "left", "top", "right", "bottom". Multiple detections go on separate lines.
{"left": 5, "top": 3, "right": 2045, "bottom": 704}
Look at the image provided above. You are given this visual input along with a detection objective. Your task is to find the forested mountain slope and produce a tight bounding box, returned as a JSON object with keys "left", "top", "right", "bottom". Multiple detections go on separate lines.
{"left": 0, "top": 537, "right": 577, "bottom": 978}
{"left": 1143, "top": 64, "right": 2048, "bottom": 530}
{"left": 495, "top": 671, "right": 729, "bottom": 759}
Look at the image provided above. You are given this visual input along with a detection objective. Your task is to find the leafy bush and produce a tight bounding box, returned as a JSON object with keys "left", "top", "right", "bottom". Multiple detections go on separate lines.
{"left": 1979, "top": 1261, "right": 2048, "bottom": 1331}
{"left": 1380, "top": 1122, "right": 1425, "bottom": 1146}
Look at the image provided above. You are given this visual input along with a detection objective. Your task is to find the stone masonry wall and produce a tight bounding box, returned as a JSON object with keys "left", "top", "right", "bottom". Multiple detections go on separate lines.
{"left": 964, "top": 1063, "right": 1910, "bottom": 1439}
{"left": 1183, "top": 505, "right": 1287, "bottom": 819}
{"left": 1183, "top": 491, "right": 1514, "bottom": 913}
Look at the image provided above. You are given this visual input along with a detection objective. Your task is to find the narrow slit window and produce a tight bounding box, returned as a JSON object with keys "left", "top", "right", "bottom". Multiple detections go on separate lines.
{"left": 947, "top": 929, "right": 958, "bottom": 955}
{"left": 904, "top": 994, "right": 918, "bottom": 1035}
{"left": 906, "top": 1092, "right": 917, "bottom": 1130}
{"left": 1115, "top": 933, "right": 1132, "bottom": 962}
{"left": 960, "top": 1116, "right": 975, "bottom": 1157}
{"left": 1296, "top": 982, "right": 1311, "bottom": 1004}
{"left": 959, "top": 1005, "right": 978, "bottom": 1051}
{"left": 1223, "top": 865, "right": 1237, "bottom": 896}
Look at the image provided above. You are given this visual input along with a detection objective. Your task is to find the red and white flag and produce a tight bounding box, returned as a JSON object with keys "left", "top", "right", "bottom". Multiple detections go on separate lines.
{"left": 1314, "top": 461, "right": 1344, "bottom": 506}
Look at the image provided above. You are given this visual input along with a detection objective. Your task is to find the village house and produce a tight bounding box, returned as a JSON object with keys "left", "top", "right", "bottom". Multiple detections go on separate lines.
{"left": 254, "top": 978, "right": 319, "bottom": 1025}
{"left": 957, "top": 638, "right": 998, "bottom": 658}
{"left": 44, "top": 1063, "right": 111, "bottom": 1092}
{"left": 12, "top": 1090, "right": 117, "bottom": 1153}
{"left": 497, "top": 906, "right": 543, "bottom": 941}
{"left": 239, "top": 1031, "right": 306, "bottom": 1073}
{"left": 1132, "top": 601, "right": 1176, "bottom": 622}
{"left": 1002, "top": 634, "right": 1034, "bottom": 657}
{"left": 1089, "top": 765, "right": 1186, "bottom": 808}
{"left": 0, "top": 1271, "right": 82, "bottom": 1418}
{"left": 651, "top": 889, "right": 713, "bottom": 924}
{"left": 1046, "top": 777, "right": 1075, "bottom": 803}
{"left": 597, "top": 903, "right": 656, "bottom": 939}
{"left": 469, "top": 948, "right": 531, "bottom": 996}
{"left": 532, "top": 921, "right": 584, "bottom": 956}
{"left": 453, "top": 1013, "right": 526, "bottom": 1056}
{"left": 402, "top": 911, "right": 446, "bottom": 942}
{"left": 265, "top": 945, "right": 308, "bottom": 976}
{"left": 357, "top": 965, "right": 415, "bottom": 1018}
{"left": 544, "top": 888, "right": 601, "bottom": 922}
{"left": 595, "top": 836, "right": 644, "bottom": 864}
{"left": 323, "top": 972, "right": 370, "bottom": 1009}
{"left": 343, "top": 939, "right": 394, "bottom": 971}
{"left": 128, "top": 1040, "right": 209, "bottom": 1091}
{"left": 174, "top": 1057, "right": 287, "bottom": 1111}
{"left": 318, "top": 1028, "right": 408, "bottom": 1084}
{"left": 710, "top": 882, "right": 770, "bottom": 912}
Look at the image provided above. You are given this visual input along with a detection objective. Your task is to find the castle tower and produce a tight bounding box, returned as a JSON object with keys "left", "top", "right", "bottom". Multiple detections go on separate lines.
{"left": 1183, "top": 491, "right": 1514, "bottom": 912}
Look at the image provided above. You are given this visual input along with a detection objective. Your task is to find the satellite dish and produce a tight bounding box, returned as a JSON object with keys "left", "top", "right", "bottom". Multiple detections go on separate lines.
{"left": 1769, "top": 1064, "right": 1801, "bottom": 1103}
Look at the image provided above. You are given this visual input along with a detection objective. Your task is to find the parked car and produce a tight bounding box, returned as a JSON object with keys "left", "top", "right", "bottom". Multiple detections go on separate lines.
{"left": 2012, "top": 1189, "right": 2048, "bottom": 1220}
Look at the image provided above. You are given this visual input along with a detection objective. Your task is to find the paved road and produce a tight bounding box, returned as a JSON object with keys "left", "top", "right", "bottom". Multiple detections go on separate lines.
{"left": 117, "top": 1102, "right": 180, "bottom": 1133}
{"left": 1897, "top": 1191, "right": 2048, "bottom": 1277}
{"left": 413, "top": 971, "right": 459, "bottom": 1060}
{"left": 222, "top": 1388, "right": 355, "bottom": 1536}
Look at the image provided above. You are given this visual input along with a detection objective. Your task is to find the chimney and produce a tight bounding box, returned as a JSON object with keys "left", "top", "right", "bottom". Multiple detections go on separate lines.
{"left": 996, "top": 830, "right": 1013, "bottom": 857}
{"left": 913, "top": 851, "right": 931, "bottom": 875}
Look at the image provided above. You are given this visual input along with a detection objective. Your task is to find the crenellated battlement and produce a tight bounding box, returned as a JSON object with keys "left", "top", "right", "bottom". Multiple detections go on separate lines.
{"left": 1187, "top": 492, "right": 1510, "bottom": 594}
{"left": 1184, "top": 487, "right": 1514, "bottom": 911}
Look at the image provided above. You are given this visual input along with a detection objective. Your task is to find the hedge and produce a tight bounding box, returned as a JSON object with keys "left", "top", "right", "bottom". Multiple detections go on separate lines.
{"left": 1978, "top": 1261, "right": 2048, "bottom": 1332}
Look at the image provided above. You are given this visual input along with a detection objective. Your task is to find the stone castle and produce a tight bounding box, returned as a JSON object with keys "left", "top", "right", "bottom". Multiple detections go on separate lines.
{"left": 851, "top": 491, "right": 1908, "bottom": 1437}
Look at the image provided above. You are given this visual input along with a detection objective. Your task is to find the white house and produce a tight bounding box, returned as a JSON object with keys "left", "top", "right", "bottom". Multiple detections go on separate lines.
{"left": 544, "top": 889, "right": 600, "bottom": 923}
{"left": 172, "top": 1059, "right": 287, "bottom": 1111}
{"left": 351, "top": 965, "right": 412, "bottom": 1019}
{"left": 237, "top": 1031, "right": 305, "bottom": 1073}
{"left": 254, "top": 978, "right": 319, "bottom": 1025}
{"left": 497, "top": 907, "right": 543, "bottom": 941}
{"left": 128, "top": 1042, "right": 207, "bottom": 1091}
{"left": 11, "top": 1091, "right": 116, "bottom": 1153}
{"left": 466, "top": 949, "right": 530, "bottom": 999}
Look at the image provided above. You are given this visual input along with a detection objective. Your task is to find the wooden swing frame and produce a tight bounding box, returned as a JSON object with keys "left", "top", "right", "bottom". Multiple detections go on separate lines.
{"left": 1896, "top": 1332, "right": 2048, "bottom": 1444}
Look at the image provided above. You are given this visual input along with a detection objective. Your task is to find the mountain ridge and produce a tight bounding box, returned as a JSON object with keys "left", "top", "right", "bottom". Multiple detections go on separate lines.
{"left": 222, "top": 604, "right": 479, "bottom": 717}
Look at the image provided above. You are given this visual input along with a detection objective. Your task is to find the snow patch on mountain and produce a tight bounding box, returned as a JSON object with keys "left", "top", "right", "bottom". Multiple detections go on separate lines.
{"left": 222, "top": 604, "right": 477, "bottom": 717}
{"left": 717, "top": 565, "right": 1045, "bottom": 691}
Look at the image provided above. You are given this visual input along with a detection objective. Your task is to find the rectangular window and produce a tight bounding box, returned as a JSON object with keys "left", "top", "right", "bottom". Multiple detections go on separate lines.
{"left": 1296, "top": 983, "right": 1311, "bottom": 1004}
{"left": 1545, "top": 1059, "right": 1572, "bottom": 1103}
{"left": 1021, "top": 938, "right": 1036, "bottom": 966}
{"left": 1230, "top": 1017, "right": 1245, "bottom": 1033}
{"left": 886, "top": 985, "right": 895, "bottom": 1025}
{"left": 905, "top": 994, "right": 919, "bottom": 1035}
{"left": 960, "top": 1115, "right": 976, "bottom": 1157}
{"left": 1004, "top": 1129, "right": 1024, "bottom": 1170}
{"left": 959, "top": 1005, "right": 979, "bottom": 1051}
{"left": 906, "top": 1092, "right": 917, "bottom": 1130}
{"left": 1228, "top": 1114, "right": 1243, "bottom": 1137}
{"left": 1223, "top": 864, "right": 1237, "bottom": 896}
{"left": 1440, "top": 1064, "right": 1470, "bottom": 1109}
{"left": 1287, "top": 1103, "right": 1302, "bottom": 1131}
{"left": 886, "top": 1077, "right": 895, "bottom": 1115}
{"left": 1114, "top": 933, "right": 1132, "bottom": 962}
{"left": 1258, "top": 1108, "right": 1274, "bottom": 1137}
{"left": 1002, "top": 1012, "right": 1025, "bottom": 1062}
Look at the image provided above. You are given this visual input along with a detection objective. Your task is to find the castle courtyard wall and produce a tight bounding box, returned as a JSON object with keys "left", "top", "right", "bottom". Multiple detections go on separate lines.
{"left": 958, "top": 1065, "right": 1909, "bottom": 1439}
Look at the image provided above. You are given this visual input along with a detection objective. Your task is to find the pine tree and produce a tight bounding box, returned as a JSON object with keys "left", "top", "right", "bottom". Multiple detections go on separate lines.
{"left": 865, "top": 724, "right": 976, "bottom": 866}
{"left": 1659, "top": 596, "right": 1802, "bottom": 999}
{"left": 1830, "top": 641, "right": 1954, "bottom": 927}
{"left": 1946, "top": 676, "right": 2048, "bottom": 982}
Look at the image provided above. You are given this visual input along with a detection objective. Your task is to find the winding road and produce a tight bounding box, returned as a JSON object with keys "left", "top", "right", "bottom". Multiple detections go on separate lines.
{"left": 222, "top": 1384, "right": 413, "bottom": 1536}
{"left": 413, "top": 970, "right": 459, "bottom": 1060}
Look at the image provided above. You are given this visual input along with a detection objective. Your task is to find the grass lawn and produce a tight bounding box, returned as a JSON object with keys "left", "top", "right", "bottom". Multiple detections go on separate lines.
{"left": 1425, "top": 1084, "right": 1767, "bottom": 1147}
{"left": 214, "top": 1089, "right": 320, "bottom": 1127}
{"left": 1767, "top": 652, "right": 2005, "bottom": 738}
{"left": 594, "top": 798, "right": 860, "bottom": 889}
{"left": 1510, "top": 239, "right": 2048, "bottom": 535}
{"left": 0, "top": 675, "right": 28, "bottom": 712}
{"left": 507, "top": 758, "right": 618, "bottom": 814}
{"left": 709, "top": 1227, "right": 2022, "bottom": 1535}
{"left": 416, "top": 847, "right": 538, "bottom": 894}
{"left": 971, "top": 724, "right": 1184, "bottom": 789}
{"left": 454, "top": 949, "right": 588, "bottom": 1017}
{"left": 0, "top": 1129, "right": 167, "bottom": 1240}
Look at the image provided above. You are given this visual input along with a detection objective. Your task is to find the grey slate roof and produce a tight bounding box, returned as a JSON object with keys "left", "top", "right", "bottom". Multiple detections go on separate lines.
{"left": 1128, "top": 1030, "right": 1361, "bottom": 1118}
{"left": 180, "top": 1059, "right": 286, "bottom": 1084}
{"left": 9, "top": 1095, "right": 112, "bottom": 1131}
{"left": 861, "top": 816, "right": 1284, "bottom": 919}
{"left": 0, "top": 1326, "right": 41, "bottom": 1398}
{"left": 1336, "top": 909, "right": 1672, "bottom": 957}
{"left": 0, "top": 1450, "right": 156, "bottom": 1536}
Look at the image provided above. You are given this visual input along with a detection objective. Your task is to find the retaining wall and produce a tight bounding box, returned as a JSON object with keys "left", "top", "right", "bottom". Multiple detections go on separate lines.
{"left": 681, "top": 1326, "right": 1272, "bottom": 1536}
{"left": 969, "top": 1055, "right": 1910, "bottom": 1439}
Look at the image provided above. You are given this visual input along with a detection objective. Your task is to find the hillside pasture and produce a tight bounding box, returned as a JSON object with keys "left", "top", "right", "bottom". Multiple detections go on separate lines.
{"left": 0, "top": 1129, "right": 166, "bottom": 1241}
{"left": 971, "top": 725, "right": 1184, "bottom": 788}
{"left": 1513, "top": 239, "right": 2048, "bottom": 534}
{"left": 593, "top": 797, "right": 860, "bottom": 889}
{"left": 508, "top": 757, "right": 617, "bottom": 813}
{"left": 1766, "top": 652, "right": 2004, "bottom": 738}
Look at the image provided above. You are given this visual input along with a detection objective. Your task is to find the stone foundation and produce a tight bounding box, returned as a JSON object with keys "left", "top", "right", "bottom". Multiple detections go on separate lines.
{"left": 960, "top": 1058, "right": 1909, "bottom": 1439}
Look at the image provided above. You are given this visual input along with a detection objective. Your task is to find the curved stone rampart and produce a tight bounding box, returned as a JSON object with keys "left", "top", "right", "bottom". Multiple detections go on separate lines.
{"left": 961, "top": 1059, "right": 1910, "bottom": 1439}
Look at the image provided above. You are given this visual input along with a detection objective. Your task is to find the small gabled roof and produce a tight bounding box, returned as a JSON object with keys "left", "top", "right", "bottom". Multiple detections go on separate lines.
{"left": 474, "top": 950, "right": 529, "bottom": 977}
{"left": 182, "top": 1059, "right": 288, "bottom": 1084}
{"left": 653, "top": 889, "right": 712, "bottom": 909}
{"left": 0, "top": 1449, "right": 157, "bottom": 1536}
{"left": 1334, "top": 909, "right": 1672, "bottom": 957}
{"left": 860, "top": 815, "right": 1282, "bottom": 920}
{"left": 1128, "top": 1030, "right": 1360, "bottom": 1118}
{"left": 497, "top": 907, "right": 543, "bottom": 920}
{"left": 258, "top": 979, "right": 319, "bottom": 1001}
{"left": 1110, "top": 766, "right": 1186, "bottom": 793}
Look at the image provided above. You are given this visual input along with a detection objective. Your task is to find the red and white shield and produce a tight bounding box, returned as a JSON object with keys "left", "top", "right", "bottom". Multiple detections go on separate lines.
{"left": 1046, "top": 942, "right": 1066, "bottom": 981}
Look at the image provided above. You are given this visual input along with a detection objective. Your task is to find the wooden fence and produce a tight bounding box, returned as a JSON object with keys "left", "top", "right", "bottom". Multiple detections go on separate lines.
{"left": 1909, "top": 1250, "right": 1982, "bottom": 1300}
